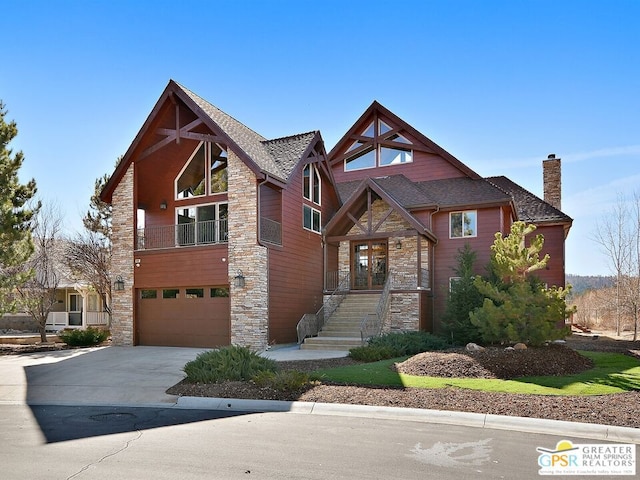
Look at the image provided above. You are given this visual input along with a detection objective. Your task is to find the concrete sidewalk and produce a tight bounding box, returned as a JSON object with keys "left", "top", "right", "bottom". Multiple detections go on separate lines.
{"left": 1, "top": 345, "right": 638, "bottom": 443}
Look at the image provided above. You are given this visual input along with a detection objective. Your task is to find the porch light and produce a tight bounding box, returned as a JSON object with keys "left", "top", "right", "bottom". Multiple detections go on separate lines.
{"left": 160, "top": 200, "right": 167, "bottom": 210}
{"left": 114, "top": 275, "right": 125, "bottom": 291}
{"left": 396, "top": 240, "right": 402, "bottom": 249}
{"left": 234, "top": 269, "right": 245, "bottom": 288}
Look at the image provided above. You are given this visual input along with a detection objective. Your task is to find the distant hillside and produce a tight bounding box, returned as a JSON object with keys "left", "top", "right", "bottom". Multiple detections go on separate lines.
{"left": 566, "top": 274, "right": 614, "bottom": 296}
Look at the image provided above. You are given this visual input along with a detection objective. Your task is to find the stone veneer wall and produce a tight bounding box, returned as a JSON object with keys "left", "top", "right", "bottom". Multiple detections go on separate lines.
{"left": 227, "top": 151, "right": 269, "bottom": 351}
{"left": 110, "top": 164, "right": 135, "bottom": 345}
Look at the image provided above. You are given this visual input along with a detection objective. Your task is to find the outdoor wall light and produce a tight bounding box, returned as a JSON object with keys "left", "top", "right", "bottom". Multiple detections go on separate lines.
{"left": 396, "top": 240, "right": 402, "bottom": 249}
{"left": 160, "top": 200, "right": 167, "bottom": 210}
{"left": 114, "top": 275, "right": 125, "bottom": 291}
{"left": 234, "top": 269, "right": 246, "bottom": 288}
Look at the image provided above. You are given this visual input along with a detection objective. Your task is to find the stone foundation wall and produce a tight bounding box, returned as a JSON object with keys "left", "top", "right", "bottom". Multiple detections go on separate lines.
{"left": 110, "top": 164, "right": 135, "bottom": 345}
{"left": 227, "top": 151, "right": 269, "bottom": 350}
{"left": 385, "top": 293, "right": 420, "bottom": 332}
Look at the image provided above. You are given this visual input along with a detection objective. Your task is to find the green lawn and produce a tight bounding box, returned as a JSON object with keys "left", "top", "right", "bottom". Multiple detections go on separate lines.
{"left": 314, "top": 351, "right": 640, "bottom": 396}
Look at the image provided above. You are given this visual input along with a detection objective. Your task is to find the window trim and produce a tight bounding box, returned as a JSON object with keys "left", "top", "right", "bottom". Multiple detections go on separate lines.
{"left": 303, "top": 163, "right": 321, "bottom": 206}
{"left": 175, "top": 142, "right": 228, "bottom": 200}
{"left": 449, "top": 210, "right": 478, "bottom": 239}
{"left": 303, "top": 204, "right": 321, "bottom": 234}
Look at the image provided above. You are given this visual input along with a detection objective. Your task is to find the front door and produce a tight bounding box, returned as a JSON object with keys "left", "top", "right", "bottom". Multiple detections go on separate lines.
{"left": 68, "top": 293, "right": 82, "bottom": 326}
{"left": 352, "top": 240, "right": 387, "bottom": 290}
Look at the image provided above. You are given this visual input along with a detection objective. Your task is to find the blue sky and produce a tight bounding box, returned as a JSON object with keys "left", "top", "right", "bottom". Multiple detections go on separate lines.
{"left": 3, "top": 0, "right": 639, "bottom": 276}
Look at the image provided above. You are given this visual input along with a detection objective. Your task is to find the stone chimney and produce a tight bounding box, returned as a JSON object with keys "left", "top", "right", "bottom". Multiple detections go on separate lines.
{"left": 543, "top": 154, "right": 561, "bottom": 210}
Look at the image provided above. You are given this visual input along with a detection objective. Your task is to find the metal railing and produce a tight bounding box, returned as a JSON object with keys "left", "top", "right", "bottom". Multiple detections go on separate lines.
{"left": 260, "top": 217, "right": 282, "bottom": 245}
{"left": 137, "top": 219, "right": 228, "bottom": 250}
{"left": 296, "top": 271, "right": 350, "bottom": 344}
{"left": 360, "top": 272, "right": 393, "bottom": 343}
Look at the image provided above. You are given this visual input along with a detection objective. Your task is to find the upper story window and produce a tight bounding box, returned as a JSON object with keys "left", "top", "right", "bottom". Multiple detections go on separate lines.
{"left": 344, "top": 120, "right": 413, "bottom": 171}
{"left": 303, "top": 163, "right": 321, "bottom": 205}
{"left": 176, "top": 202, "right": 228, "bottom": 245}
{"left": 303, "top": 204, "right": 321, "bottom": 233}
{"left": 450, "top": 210, "right": 477, "bottom": 238}
{"left": 176, "top": 142, "right": 228, "bottom": 199}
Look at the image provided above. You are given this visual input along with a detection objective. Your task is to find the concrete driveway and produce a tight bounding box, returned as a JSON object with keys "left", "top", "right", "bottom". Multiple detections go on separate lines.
{"left": 0, "top": 346, "right": 205, "bottom": 406}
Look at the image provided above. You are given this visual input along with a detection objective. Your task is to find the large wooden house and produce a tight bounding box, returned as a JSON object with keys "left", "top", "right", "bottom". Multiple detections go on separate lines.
{"left": 100, "top": 80, "right": 572, "bottom": 350}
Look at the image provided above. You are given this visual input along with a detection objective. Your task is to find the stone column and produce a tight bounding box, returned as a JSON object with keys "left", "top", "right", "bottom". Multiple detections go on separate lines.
{"left": 110, "top": 164, "right": 135, "bottom": 345}
{"left": 227, "top": 151, "right": 269, "bottom": 350}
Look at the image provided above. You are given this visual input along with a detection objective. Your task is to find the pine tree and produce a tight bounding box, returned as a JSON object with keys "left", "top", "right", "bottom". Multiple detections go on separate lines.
{"left": 0, "top": 101, "right": 39, "bottom": 315}
{"left": 441, "top": 244, "right": 484, "bottom": 345}
{"left": 470, "top": 221, "right": 571, "bottom": 346}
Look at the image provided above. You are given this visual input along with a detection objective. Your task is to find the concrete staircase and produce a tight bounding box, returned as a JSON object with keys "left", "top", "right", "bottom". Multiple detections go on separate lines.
{"left": 301, "top": 293, "right": 381, "bottom": 351}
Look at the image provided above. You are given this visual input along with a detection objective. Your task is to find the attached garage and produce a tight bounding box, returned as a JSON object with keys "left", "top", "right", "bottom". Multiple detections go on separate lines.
{"left": 136, "top": 286, "right": 230, "bottom": 348}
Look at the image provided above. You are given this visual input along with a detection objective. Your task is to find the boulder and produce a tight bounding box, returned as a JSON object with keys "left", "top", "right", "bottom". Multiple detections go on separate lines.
{"left": 514, "top": 343, "right": 527, "bottom": 350}
{"left": 466, "top": 342, "right": 485, "bottom": 352}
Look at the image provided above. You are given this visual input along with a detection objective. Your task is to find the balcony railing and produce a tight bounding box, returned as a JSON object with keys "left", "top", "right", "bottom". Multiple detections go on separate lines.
{"left": 137, "top": 219, "right": 228, "bottom": 250}
{"left": 136, "top": 217, "right": 282, "bottom": 250}
{"left": 260, "top": 217, "right": 282, "bottom": 245}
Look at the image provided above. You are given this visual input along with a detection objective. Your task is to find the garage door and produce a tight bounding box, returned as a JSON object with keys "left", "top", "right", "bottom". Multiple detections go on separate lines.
{"left": 137, "top": 287, "right": 230, "bottom": 348}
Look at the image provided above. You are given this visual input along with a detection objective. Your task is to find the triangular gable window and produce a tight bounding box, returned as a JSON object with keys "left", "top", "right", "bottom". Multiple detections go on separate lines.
{"left": 362, "top": 122, "right": 375, "bottom": 138}
{"left": 344, "top": 118, "right": 413, "bottom": 171}
{"left": 176, "top": 142, "right": 228, "bottom": 199}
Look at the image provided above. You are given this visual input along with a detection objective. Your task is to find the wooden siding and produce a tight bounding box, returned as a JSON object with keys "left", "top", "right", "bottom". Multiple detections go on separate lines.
{"left": 531, "top": 225, "right": 567, "bottom": 288}
{"left": 431, "top": 207, "right": 504, "bottom": 331}
{"left": 267, "top": 158, "right": 339, "bottom": 344}
{"left": 260, "top": 184, "right": 282, "bottom": 222}
{"left": 331, "top": 151, "right": 467, "bottom": 184}
{"left": 134, "top": 245, "right": 229, "bottom": 288}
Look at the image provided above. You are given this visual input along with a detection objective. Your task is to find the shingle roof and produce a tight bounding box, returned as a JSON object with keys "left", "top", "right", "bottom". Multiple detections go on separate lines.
{"left": 336, "top": 175, "right": 434, "bottom": 206}
{"left": 178, "top": 82, "right": 315, "bottom": 181}
{"left": 416, "top": 177, "right": 512, "bottom": 208}
{"left": 263, "top": 132, "right": 318, "bottom": 180}
{"left": 336, "top": 175, "right": 510, "bottom": 209}
{"left": 487, "top": 176, "right": 572, "bottom": 224}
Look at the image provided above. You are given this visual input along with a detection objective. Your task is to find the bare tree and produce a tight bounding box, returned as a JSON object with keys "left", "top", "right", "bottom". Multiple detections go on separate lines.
{"left": 64, "top": 230, "right": 112, "bottom": 322}
{"left": 592, "top": 195, "right": 631, "bottom": 336}
{"left": 16, "top": 203, "right": 63, "bottom": 342}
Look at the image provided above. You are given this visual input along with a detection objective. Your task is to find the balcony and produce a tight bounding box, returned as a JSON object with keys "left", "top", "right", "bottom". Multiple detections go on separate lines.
{"left": 137, "top": 219, "right": 228, "bottom": 250}
{"left": 136, "top": 217, "right": 282, "bottom": 250}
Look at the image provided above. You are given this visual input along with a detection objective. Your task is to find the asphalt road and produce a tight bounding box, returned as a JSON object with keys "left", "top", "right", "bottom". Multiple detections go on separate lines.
{"left": 0, "top": 404, "right": 619, "bottom": 480}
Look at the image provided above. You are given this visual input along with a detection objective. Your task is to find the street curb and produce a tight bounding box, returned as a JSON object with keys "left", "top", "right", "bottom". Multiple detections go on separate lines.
{"left": 174, "top": 396, "right": 640, "bottom": 443}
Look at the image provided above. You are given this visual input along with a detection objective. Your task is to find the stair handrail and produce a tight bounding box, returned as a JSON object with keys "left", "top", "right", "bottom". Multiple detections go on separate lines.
{"left": 296, "top": 271, "right": 350, "bottom": 344}
{"left": 360, "top": 271, "right": 393, "bottom": 344}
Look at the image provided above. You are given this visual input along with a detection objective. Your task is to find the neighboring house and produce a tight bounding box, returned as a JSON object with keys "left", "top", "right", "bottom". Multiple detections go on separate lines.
{"left": 100, "top": 80, "right": 572, "bottom": 350}
{"left": 0, "top": 240, "right": 109, "bottom": 332}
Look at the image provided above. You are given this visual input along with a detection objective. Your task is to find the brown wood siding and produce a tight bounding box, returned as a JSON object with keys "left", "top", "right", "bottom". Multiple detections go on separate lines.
{"left": 331, "top": 151, "right": 467, "bottom": 184}
{"left": 260, "top": 184, "right": 282, "bottom": 222}
{"left": 531, "top": 225, "right": 567, "bottom": 288}
{"left": 267, "top": 161, "right": 339, "bottom": 344}
{"left": 431, "top": 207, "right": 503, "bottom": 332}
{"left": 134, "top": 246, "right": 229, "bottom": 288}
{"left": 420, "top": 291, "right": 433, "bottom": 332}
{"left": 137, "top": 291, "right": 230, "bottom": 347}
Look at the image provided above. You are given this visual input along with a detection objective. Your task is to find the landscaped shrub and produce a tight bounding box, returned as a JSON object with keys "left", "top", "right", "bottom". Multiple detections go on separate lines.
{"left": 350, "top": 331, "right": 450, "bottom": 362}
{"left": 183, "top": 345, "right": 278, "bottom": 384}
{"left": 252, "top": 370, "right": 320, "bottom": 392}
{"left": 58, "top": 327, "right": 110, "bottom": 346}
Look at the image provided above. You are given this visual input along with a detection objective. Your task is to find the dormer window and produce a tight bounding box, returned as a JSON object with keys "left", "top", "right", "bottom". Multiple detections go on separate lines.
{"left": 344, "top": 119, "right": 413, "bottom": 171}
{"left": 176, "top": 142, "right": 228, "bottom": 199}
